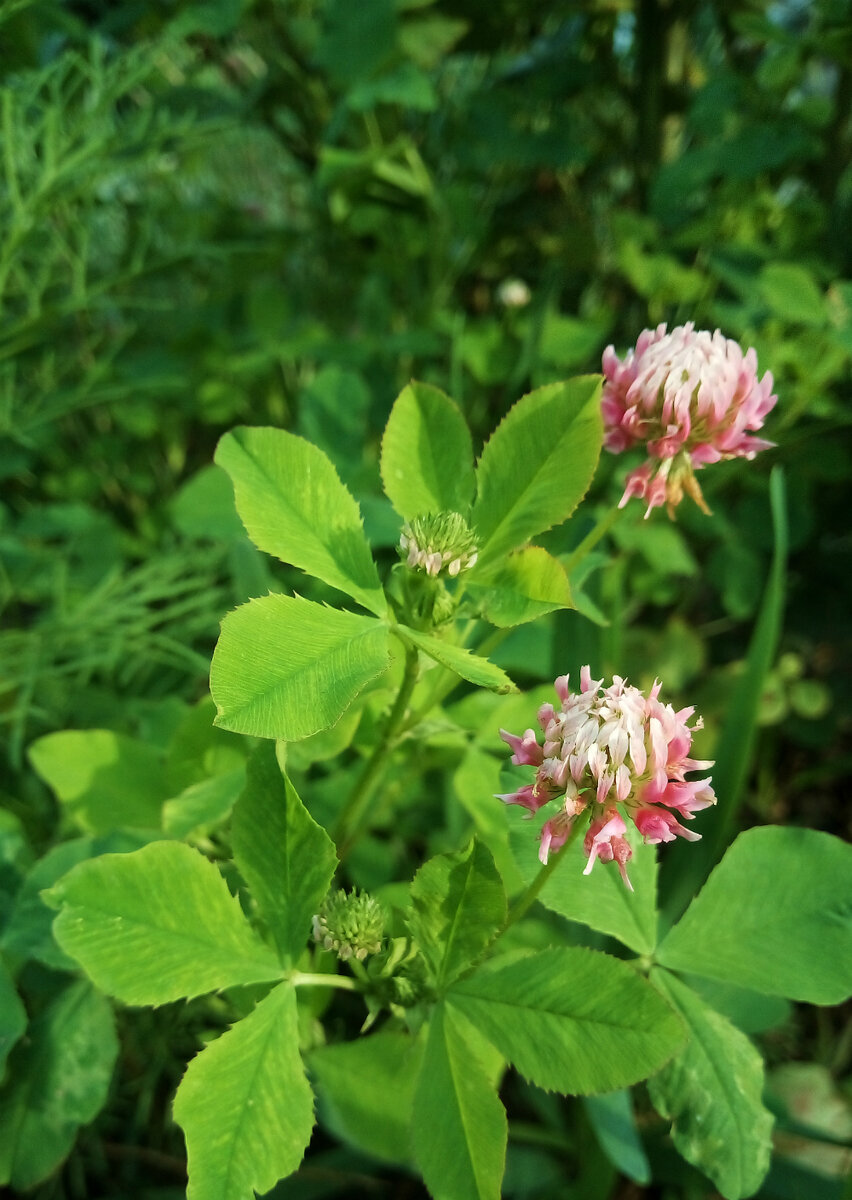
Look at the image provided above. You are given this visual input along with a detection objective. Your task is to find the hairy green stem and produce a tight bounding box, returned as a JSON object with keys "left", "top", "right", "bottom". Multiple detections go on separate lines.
{"left": 290, "top": 972, "right": 359, "bottom": 992}
{"left": 334, "top": 643, "right": 420, "bottom": 856}
{"left": 562, "top": 504, "right": 623, "bottom": 575}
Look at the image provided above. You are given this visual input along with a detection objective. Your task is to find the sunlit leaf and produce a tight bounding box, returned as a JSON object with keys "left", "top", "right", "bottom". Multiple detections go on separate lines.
{"left": 211, "top": 594, "right": 389, "bottom": 741}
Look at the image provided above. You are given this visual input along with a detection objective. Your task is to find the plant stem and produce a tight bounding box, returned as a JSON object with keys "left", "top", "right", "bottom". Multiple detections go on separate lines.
{"left": 503, "top": 821, "right": 583, "bottom": 930}
{"left": 333, "top": 644, "right": 420, "bottom": 855}
{"left": 290, "top": 971, "right": 359, "bottom": 992}
{"left": 562, "top": 504, "right": 623, "bottom": 575}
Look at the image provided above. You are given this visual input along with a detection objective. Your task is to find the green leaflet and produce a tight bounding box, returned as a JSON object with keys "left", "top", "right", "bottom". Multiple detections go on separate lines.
{"left": 174, "top": 982, "right": 315, "bottom": 1200}
{"left": 471, "top": 376, "right": 603, "bottom": 566}
{"left": 411, "top": 1002, "right": 507, "bottom": 1200}
{"left": 647, "top": 969, "right": 773, "bottom": 1200}
{"left": 231, "top": 745, "right": 337, "bottom": 965}
{"left": 582, "top": 1091, "right": 650, "bottom": 1185}
{"left": 381, "top": 381, "right": 475, "bottom": 520}
{"left": 409, "top": 840, "right": 507, "bottom": 990}
{"left": 1, "top": 832, "right": 152, "bottom": 973}
{"left": 27, "top": 729, "right": 167, "bottom": 834}
{"left": 162, "top": 767, "right": 245, "bottom": 839}
{"left": 666, "top": 467, "right": 789, "bottom": 912}
{"left": 509, "top": 815, "right": 658, "bottom": 955}
{"left": 309, "top": 1029, "right": 425, "bottom": 1167}
{"left": 657, "top": 826, "right": 852, "bottom": 1004}
{"left": 0, "top": 959, "right": 25, "bottom": 1080}
{"left": 448, "top": 947, "right": 684, "bottom": 1094}
{"left": 0, "top": 981, "right": 117, "bottom": 1190}
{"left": 211, "top": 593, "right": 390, "bottom": 741}
{"left": 216, "top": 425, "right": 386, "bottom": 616}
{"left": 467, "top": 546, "right": 574, "bottom": 628}
{"left": 46, "top": 842, "right": 282, "bottom": 1005}
{"left": 395, "top": 624, "right": 516, "bottom": 694}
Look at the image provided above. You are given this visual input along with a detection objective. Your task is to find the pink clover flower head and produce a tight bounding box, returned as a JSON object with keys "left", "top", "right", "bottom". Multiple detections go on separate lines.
{"left": 602, "top": 323, "right": 777, "bottom": 518}
{"left": 498, "top": 668, "right": 716, "bottom": 888}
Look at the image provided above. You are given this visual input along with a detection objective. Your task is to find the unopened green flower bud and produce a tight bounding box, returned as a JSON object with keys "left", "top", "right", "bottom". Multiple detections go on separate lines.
{"left": 399, "top": 512, "right": 478, "bottom": 578}
{"left": 312, "top": 889, "right": 385, "bottom": 962}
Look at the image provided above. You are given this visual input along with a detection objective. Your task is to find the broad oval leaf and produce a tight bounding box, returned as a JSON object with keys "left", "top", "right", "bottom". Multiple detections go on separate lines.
{"left": 381, "top": 382, "right": 475, "bottom": 520}
{"left": 232, "top": 745, "right": 337, "bottom": 965}
{"left": 471, "top": 376, "right": 603, "bottom": 566}
{"left": 510, "top": 817, "right": 658, "bottom": 955}
{"left": 28, "top": 730, "right": 167, "bottom": 834}
{"left": 468, "top": 546, "right": 574, "bottom": 628}
{"left": 448, "top": 947, "right": 685, "bottom": 1095}
{"left": 412, "top": 1003, "right": 507, "bottom": 1200}
{"left": 309, "top": 1029, "right": 425, "bottom": 1167}
{"left": 175, "top": 982, "right": 315, "bottom": 1200}
{"left": 582, "top": 1091, "right": 650, "bottom": 1185}
{"left": 211, "top": 593, "right": 390, "bottom": 741}
{"left": 647, "top": 970, "right": 773, "bottom": 1200}
{"left": 409, "top": 840, "right": 507, "bottom": 990}
{"left": 657, "top": 826, "right": 852, "bottom": 1004}
{"left": 46, "top": 842, "right": 282, "bottom": 1005}
{"left": 216, "top": 426, "right": 386, "bottom": 615}
{"left": 0, "top": 960, "right": 26, "bottom": 1080}
{"left": 395, "top": 625, "right": 516, "bottom": 694}
{"left": 0, "top": 981, "right": 117, "bottom": 1190}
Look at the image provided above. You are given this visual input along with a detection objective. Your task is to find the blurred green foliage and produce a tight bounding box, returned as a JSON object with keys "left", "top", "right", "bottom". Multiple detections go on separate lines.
{"left": 1, "top": 0, "right": 850, "bottom": 1196}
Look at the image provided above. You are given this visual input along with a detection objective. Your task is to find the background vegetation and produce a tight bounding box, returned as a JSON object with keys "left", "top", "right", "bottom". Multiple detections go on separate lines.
{"left": 1, "top": 0, "right": 850, "bottom": 1196}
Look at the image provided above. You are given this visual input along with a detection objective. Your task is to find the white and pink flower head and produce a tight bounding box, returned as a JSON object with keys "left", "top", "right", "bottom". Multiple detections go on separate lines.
{"left": 602, "top": 323, "right": 777, "bottom": 518}
{"left": 497, "top": 667, "right": 716, "bottom": 890}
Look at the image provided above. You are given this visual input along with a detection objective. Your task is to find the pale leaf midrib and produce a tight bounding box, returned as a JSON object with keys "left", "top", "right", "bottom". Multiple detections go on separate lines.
{"left": 228, "top": 622, "right": 387, "bottom": 723}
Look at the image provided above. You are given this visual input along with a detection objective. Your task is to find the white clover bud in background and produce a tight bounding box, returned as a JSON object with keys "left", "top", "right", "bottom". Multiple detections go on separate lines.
{"left": 497, "top": 278, "right": 532, "bottom": 308}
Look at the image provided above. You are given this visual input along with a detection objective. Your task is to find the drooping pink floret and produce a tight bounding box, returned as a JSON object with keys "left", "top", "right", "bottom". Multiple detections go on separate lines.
{"left": 602, "top": 323, "right": 777, "bottom": 517}
{"left": 498, "top": 668, "right": 716, "bottom": 889}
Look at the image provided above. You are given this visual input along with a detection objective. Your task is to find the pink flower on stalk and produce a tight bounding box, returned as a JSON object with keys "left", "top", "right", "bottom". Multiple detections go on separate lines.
{"left": 498, "top": 668, "right": 716, "bottom": 889}
{"left": 602, "top": 323, "right": 777, "bottom": 517}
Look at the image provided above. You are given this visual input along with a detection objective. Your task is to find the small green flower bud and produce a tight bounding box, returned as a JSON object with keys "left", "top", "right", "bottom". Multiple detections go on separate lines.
{"left": 312, "top": 889, "right": 385, "bottom": 962}
{"left": 399, "top": 512, "right": 478, "bottom": 578}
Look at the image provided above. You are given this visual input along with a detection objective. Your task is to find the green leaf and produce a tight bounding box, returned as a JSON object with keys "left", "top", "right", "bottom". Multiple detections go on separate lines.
{"left": 27, "top": 730, "right": 166, "bottom": 834}
{"left": 509, "top": 815, "right": 658, "bottom": 955}
{"left": 0, "top": 981, "right": 117, "bottom": 1190}
{"left": 409, "top": 840, "right": 507, "bottom": 990}
{"left": 1, "top": 833, "right": 152, "bottom": 973}
{"left": 453, "top": 749, "right": 524, "bottom": 893}
{"left": 0, "top": 958, "right": 25, "bottom": 1081}
{"left": 468, "top": 547, "right": 574, "bottom": 627}
{"left": 211, "top": 593, "right": 390, "bottom": 741}
{"left": 448, "top": 948, "right": 684, "bottom": 1094}
{"left": 666, "top": 468, "right": 788, "bottom": 913}
{"left": 471, "top": 377, "right": 603, "bottom": 566}
{"left": 582, "top": 1091, "right": 650, "bottom": 1185}
{"left": 309, "top": 1029, "right": 425, "bottom": 1166}
{"left": 46, "top": 842, "right": 282, "bottom": 1005}
{"left": 232, "top": 745, "right": 337, "bottom": 965}
{"left": 162, "top": 768, "right": 245, "bottom": 839}
{"left": 174, "top": 982, "right": 314, "bottom": 1200}
{"left": 760, "top": 263, "right": 826, "bottom": 326}
{"left": 411, "top": 1003, "right": 507, "bottom": 1200}
{"left": 647, "top": 970, "right": 773, "bottom": 1200}
{"left": 216, "top": 426, "right": 385, "bottom": 615}
{"left": 380, "top": 381, "right": 475, "bottom": 521}
{"left": 395, "top": 625, "right": 516, "bottom": 694}
{"left": 657, "top": 826, "right": 852, "bottom": 1004}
